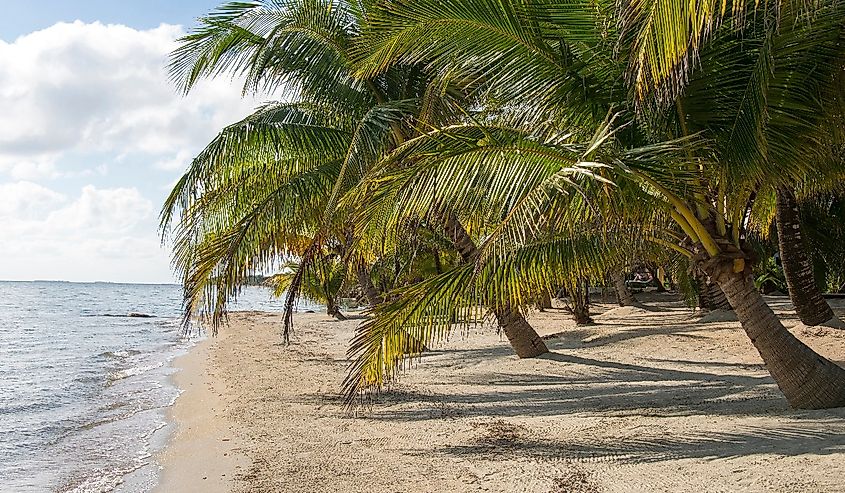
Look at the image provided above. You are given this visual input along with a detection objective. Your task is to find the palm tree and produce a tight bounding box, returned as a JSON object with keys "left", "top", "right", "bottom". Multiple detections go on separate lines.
{"left": 267, "top": 254, "right": 348, "bottom": 320}
{"left": 611, "top": 270, "right": 638, "bottom": 307}
{"left": 624, "top": 0, "right": 845, "bottom": 326}
{"left": 162, "top": 0, "right": 548, "bottom": 356}
{"left": 568, "top": 277, "right": 593, "bottom": 324}
{"left": 347, "top": 0, "right": 845, "bottom": 408}
{"left": 801, "top": 191, "right": 845, "bottom": 294}
{"left": 775, "top": 187, "right": 843, "bottom": 327}
{"left": 342, "top": 117, "right": 678, "bottom": 400}
{"left": 697, "top": 274, "right": 732, "bottom": 311}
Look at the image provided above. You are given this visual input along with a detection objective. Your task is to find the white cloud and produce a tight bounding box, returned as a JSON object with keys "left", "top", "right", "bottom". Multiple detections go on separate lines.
{"left": 0, "top": 20, "right": 277, "bottom": 281}
{"left": 47, "top": 185, "right": 153, "bottom": 233}
{"left": 0, "top": 156, "right": 61, "bottom": 180}
{"left": 0, "top": 21, "right": 269, "bottom": 177}
{"left": 0, "top": 183, "right": 171, "bottom": 282}
{"left": 0, "top": 181, "right": 67, "bottom": 219}
{"left": 154, "top": 149, "right": 194, "bottom": 171}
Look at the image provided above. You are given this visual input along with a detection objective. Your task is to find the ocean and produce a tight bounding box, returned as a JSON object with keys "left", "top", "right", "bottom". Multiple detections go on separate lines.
{"left": 0, "top": 281, "right": 317, "bottom": 492}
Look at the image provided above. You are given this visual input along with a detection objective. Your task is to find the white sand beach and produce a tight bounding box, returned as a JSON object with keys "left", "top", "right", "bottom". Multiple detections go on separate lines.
{"left": 156, "top": 294, "right": 845, "bottom": 492}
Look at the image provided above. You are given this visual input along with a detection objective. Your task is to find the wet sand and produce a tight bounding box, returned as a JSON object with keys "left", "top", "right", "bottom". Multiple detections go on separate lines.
{"left": 155, "top": 332, "right": 246, "bottom": 492}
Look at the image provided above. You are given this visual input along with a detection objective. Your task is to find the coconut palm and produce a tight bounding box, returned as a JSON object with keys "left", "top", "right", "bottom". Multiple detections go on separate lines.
{"left": 801, "top": 191, "right": 845, "bottom": 294}
{"left": 267, "top": 254, "right": 348, "bottom": 320}
{"left": 610, "top": 270, "right": 638, "bottom": 307}
{"left": 348, "top": 0, "right": 845, "bottom": 408}
{"left": 624, "top": 0, "right": 845, "bottom": 324}
{"left": 342, "top": 116, "right": 690, "bottom": 400}
{"left": 161, "top": 0, "right": 550, "bottom": 356}
{"left": 775, "top": 187, "right": 844, "bottom": 327}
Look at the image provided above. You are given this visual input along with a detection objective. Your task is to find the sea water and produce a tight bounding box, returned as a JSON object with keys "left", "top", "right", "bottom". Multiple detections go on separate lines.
{"left": 0, "top": 281, "right": 317, "bottom": 492}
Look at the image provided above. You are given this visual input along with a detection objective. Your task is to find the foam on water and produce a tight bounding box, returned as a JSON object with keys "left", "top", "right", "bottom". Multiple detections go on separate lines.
{"left": 0, "top": 281, "right": 319, "bottom": 493}
{"left": 107, "top": 362, "right": 166, "bottom": 383}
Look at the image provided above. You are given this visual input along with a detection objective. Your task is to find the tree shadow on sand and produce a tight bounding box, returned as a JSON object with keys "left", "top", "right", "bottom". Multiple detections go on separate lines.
{"left": 361, "top": 348, "right": 786, "bottom": 422}
{"left": 400, "top": 418, "right": 845, "bottom": 464}
{"left": 294, "top": 298, "right": 845, "bottom": 465}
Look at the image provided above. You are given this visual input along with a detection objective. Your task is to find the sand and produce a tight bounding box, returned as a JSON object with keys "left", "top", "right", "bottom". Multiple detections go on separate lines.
{"left": 157, "top": 294, "right": 845, "bottom": 492}
{"left": 155, "top": 333, "right": 246, "bottom": 492}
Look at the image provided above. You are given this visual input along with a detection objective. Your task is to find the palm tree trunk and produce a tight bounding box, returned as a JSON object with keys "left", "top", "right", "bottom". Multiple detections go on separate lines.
{"left": 706, "top": 261, "right": 845, "bottom": 409}
{"left": 325, "top": 296, "right": 346, "bottom": 321}
{"left": 538, "top": 290, "right": 553, "bottom": 311}
{"left": 433, "top": 249, "right": 443, "bottom": 274}
{"left": 355, "top": 263, "right": 381, "bottom": 307}
{"left": 443, "top": 213, "right": 548, "bottom": 358}
{"left": 493, "top": 306, "right": 550, "bottom": 356}
{"left": 649, "top": 264, "right": 667, "bottom": 292}
{"left": 699, "top": 277, "right": 732, "bottom": 310}
{"left": 571, "top": 278, "right": 593, "bottom": 325}
{"left": 776, "top": 187, "right": 838, "bottom": 326}
{"left": 612, "top": 271, "right": 639, "bottom": 307}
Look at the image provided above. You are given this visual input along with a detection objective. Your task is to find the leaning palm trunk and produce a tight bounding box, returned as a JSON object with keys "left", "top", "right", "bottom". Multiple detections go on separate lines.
{"left": 611, "top": 271, "right": 639, "bottom": 307}
{"left": 443, "top": 213, "right": 548, "bottom": 358}
{"left": 776, "top": 187, "right": 839, "bottom": 327}
{"left": 704, "top": 257, "right": 845, "bottom": 409}
{"left": 326, "top": 296, "right": 347, "bottom": 321}
{"left": 648, "top": 264, "right": 667, "bottom": 292}
{"left": 699, "top": 277, "right": 732, "bottom": 310}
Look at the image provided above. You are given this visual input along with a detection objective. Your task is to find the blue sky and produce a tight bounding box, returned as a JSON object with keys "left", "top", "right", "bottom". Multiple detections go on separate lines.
{"left": 0, "top": 1, "right": 219, "bottom": 41}
{"left": 0, "top": 1, "right": 272, "bottom": 282}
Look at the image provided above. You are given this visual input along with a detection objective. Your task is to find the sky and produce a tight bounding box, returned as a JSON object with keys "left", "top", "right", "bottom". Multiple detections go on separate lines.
{"left": 0, "top": 1, "right": 274, "bottom": 283}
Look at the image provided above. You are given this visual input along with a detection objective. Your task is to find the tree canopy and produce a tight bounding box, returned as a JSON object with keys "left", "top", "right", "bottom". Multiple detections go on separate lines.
{"left": 164, "top": 0, "right": 845, "bottom": 410}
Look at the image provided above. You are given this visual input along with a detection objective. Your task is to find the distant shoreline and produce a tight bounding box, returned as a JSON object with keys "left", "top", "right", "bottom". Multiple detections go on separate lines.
{"left": 0, "top": 279, "right": 181, "bottom": 286}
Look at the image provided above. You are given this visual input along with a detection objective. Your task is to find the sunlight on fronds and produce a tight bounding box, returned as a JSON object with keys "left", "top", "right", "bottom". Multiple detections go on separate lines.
{"left": 164, "top": 0, "right": 845, "bottom": 410}
{"left": 343, "top": 228, "right": 638, "bottom": 404}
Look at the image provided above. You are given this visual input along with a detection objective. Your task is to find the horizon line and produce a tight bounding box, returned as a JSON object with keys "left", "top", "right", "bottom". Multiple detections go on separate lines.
{"left": 0, "top": 279, "right": 181, "bottom": 285}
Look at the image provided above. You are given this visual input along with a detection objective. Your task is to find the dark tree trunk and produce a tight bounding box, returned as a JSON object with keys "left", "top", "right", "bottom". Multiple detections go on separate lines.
{"left": 357, "top": 261, "right": 426, "bottom": 352}
{"left": 776, "top": 187, "right": 838, "bottom": 327}
{"left": 492, "top": 306, "right": 550, "bottom": 356}
{"left": 699, "top": 277, "right": 732, "bottom": 310}
{"left": 325, "top": 296, "right": 346, "bottom": 321}
{"left": 649, "top": 264, "right": 667, "bottom": 292}
{"left": 355, "top": 263, "right": 381, "bottom": 307}
{"left": 571, "top": 278, "right": 593, "bottom": 325}
{"left": 612, "top": 271, "right": 639, "bottom": 307}
{"left": 443, "top": 213, "right": 548, "bottom": 358}
{"left": 705, "top": 258, "right": 845, "bottom": 409}
{"left": 538, "top": 290, "right": 553, "bottom": 311}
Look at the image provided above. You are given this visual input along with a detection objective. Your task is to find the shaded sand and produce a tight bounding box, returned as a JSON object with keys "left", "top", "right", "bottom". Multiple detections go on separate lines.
{"left": 161, "top": 296, "right": 845, "bottom": 492}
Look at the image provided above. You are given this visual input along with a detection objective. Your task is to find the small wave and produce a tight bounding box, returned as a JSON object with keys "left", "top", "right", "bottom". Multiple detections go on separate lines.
{"left": 98, "top": 349, "right": 141, "bottom": 360}
{"left": 1, "top": 400, "right": 56, "bottom": 415}
{"left": 78, "top": 412, "right": 130, "bottom": 432}
{"left": 61, "top": 461, "right": 147, "bottom": 493}
{"left": 155, "top": 318, "right": 184, "bottom": 331}
{"left": 107, "top": 362, "right": 164, "bottom": 383}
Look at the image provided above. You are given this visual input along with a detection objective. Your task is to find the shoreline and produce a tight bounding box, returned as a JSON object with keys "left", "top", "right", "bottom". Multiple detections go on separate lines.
{"left": 154, "top": 331, "right": 247, "bottom": 492}
{"left": 155, "top": 301, "right": 845, "bottom": 492}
